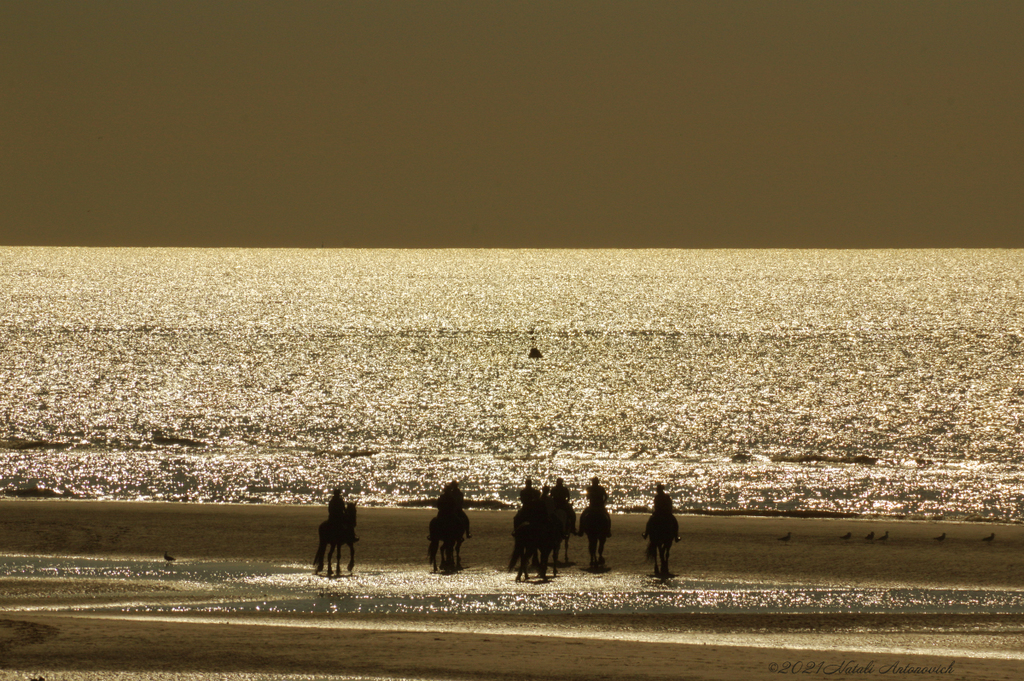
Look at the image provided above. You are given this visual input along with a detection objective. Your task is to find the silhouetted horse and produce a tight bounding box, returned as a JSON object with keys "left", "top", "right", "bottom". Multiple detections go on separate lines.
{"left": 577, "top": 506, "right": 611, "bottom": 568}
{"left": 643, "top": 512, "right": 679, "bottom": 576}
{"left": 428, "top": 509, "right": 468, "bottom": 573}
{"left": 313, "top": 503, "right": 357, "bottom": 577}
{"left": 508, "top": 503, "right": 564, "bottom": 582}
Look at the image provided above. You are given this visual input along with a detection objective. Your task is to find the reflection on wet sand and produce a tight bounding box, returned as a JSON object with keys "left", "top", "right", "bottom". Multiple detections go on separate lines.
{"left": 5, "top": 556, "right": 1024, "bottom": 622}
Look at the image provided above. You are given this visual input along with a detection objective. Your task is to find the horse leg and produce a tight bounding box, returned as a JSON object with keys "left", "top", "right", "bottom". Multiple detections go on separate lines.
{"left": 455, "top": 538, "right": 463, "bottom": 571}
{"left": 347, "top": 542, "right": 355, "bottom": 573}
{"left": 429, "top": 539, "right": 439, "bottom": 572}
{"left": 597, "top": 538, "right": 606, "bottom": 566}
{"left": 314, "top": 539, "right": 327, "bottom": 574}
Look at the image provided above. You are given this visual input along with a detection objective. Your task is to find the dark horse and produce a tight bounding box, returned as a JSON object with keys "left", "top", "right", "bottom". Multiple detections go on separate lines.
{"left": 428, "top": 509, "right": 468, "bottom": 573}
{"left": 577, "top": 505, "right": 611, "bottom": 568}
{"left": 313, "top": 503, "right": 357, "bottom": 577}
{"left": 508, "top": 501, "right": 564, "bottom": 582}
{"left": 643, "top": 512, "right": 679, "bottom": 577}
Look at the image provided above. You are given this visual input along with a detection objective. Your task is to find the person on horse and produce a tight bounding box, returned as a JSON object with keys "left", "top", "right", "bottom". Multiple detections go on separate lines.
{"left": 550, "top": 477, "right": 576, "bottom": 534}
{"left": 328, "top": 489, "right": 346, "bottom": 524}
{"left": 645, "top": 483, "right": 678, "bottom": 539}
{"left": 519, "top": 478, "right": 542, "bottom": 506}
{"left": 438, "top": 480, "right": 471, "bottom": 538}
{"left": 327, "top": 488, "right": 358, "bottom": 541}
{"left": 579, "top": 476, "right": 611, "bottom": 536}
{"left": 551, "top": 478, "right": 572, "bottom": 514}
{"left": 586, "top": 477, "right": 608, "bottom": 510}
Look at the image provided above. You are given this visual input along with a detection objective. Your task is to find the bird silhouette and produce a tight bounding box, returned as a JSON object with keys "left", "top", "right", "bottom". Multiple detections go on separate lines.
{"left": 934, "top": 533, "right": 946, "bottom": 542}
{"left": 877, "top": 531, "right": 889, "bottom": 541}
{"left": 982, "top": 533, "right": 995, "bottom": 542}
{"left": 840, "top": 532, "right": 852, "bottom": 540}
{"left": 864, "top": 531, "right": 875, "bottom": 541}
{"left": 778, "top": 532, "right": 792, "bottom": 542}
{"left": 164, "top": 552, "right": 175, "bottom": 562}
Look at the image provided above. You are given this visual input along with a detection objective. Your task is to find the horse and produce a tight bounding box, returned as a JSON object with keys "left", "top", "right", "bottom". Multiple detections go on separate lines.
{"left": 313, "top": 503, "right": 358, "bottom": 577}
{"left": 508, "top": 505, "right": 564, "bottom": 582}
{"left": 428, "top": 509, "right": 468, "bottom": 573}
{"left": 576, "top": 505, "right": 611, "bottom": 568}
{"left": 643, "top": 512, "right": 679, "bottom": 577}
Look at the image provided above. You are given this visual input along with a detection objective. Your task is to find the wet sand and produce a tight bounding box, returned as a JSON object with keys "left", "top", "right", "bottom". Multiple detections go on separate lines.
{"left": 2, "top": 499, "right": 1024, "bottom": 679}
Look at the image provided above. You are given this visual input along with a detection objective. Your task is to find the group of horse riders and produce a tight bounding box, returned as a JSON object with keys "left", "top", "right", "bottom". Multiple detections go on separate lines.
{"left": 315, "top": 478, "right": 681, "bottom": 577}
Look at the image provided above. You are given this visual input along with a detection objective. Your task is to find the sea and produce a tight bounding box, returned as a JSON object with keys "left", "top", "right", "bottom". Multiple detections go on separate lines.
{"left": 2, "top": 247, "right": 1023, "bottom": 522}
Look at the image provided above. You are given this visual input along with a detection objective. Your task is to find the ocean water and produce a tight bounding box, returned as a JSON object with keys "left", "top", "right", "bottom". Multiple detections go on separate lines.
{"left": 2, "top": 248, "right": 1023, "bottom": 521}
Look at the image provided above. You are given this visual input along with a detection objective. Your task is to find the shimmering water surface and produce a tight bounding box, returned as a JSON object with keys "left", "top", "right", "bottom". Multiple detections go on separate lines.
{"left": 2, "top": 248, "right": 1023, "bottom": 519}
{"left": 5, "top": 556, "right": 1024, "bottom": 617}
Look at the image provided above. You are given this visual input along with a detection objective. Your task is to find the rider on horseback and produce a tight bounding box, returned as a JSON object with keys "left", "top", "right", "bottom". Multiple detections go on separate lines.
{"left": 328, "top": 489, "right": 346, "bottom": 523}
{"left": 519, "top": 478, "right": 541, "bottom": 506}
{"left": 551, "top": 478, "right": 572, "bottom": 513}
{"left": 578, "top": 476, "right": 611, "bottom": 537}
{"left": 437, "top": 480, "right": 471, "bottom": 538}
{"left": 587, "top": 477, "right": 608, "bottom": 508}
{"left": 644, "top": 483, "right": 678, "bottom": 540}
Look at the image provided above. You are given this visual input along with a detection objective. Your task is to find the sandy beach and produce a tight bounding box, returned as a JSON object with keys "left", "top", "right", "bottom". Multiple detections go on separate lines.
{"left": 2, "top": 499, "right": 1024, "bottom": 680}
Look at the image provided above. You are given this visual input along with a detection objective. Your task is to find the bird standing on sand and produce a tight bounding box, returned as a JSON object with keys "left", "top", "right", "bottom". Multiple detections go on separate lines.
{"left": 840, "top": 532, "right": 852, "bottom": 540}
{"left": 164, "top": 552, "right": 175, "bottom": 562}
{"left": 778, "top": 532, "right": 791, "bottom": 542}
{"left": 982, "top": 533, "right": 995, "bottom": 542}
{"left": 864, "top": 531, "right": 874, "bottom": 541}
{"left": 934, "top": 533, "right": 946, "bottom": 542}
{"left": 877, "top": 531, "right": 889, "bottom": 541}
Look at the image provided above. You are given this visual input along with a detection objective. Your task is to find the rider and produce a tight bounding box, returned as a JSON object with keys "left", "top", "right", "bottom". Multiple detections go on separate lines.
{"left": 438, "top": 480, "right": 471, "bottom": 538}
{"left": 579, "top": 476, "right": 611, "bottom": 537}
{"left": 653, "top": 483, "right": 673, "bottom": 516}
{"left": 519, "top": 478, "right": 542, "bottom": 506}
{"left": 550, "top": 478, "right": 572, "bottom": 513}
{"left": 585, "top": 477, "right": 608, "bottom": 510}
{"left": 645, "top": 483, "right": 678, "bottom": 539}
{"left": 328, "top": 489, "right": 346, "bottom": 524}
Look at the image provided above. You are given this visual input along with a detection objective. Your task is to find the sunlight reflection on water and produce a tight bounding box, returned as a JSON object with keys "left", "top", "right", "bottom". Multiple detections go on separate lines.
{"left": 5, "top": 556, "right": 1024, "bottom": 617}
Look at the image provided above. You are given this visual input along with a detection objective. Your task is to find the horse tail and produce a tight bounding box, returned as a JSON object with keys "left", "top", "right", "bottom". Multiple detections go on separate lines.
{"left": 508, "top": 545, "right": 521, "bottom": 572}
{"left": 645, "top": 538, "right": 657, "bottom": 561}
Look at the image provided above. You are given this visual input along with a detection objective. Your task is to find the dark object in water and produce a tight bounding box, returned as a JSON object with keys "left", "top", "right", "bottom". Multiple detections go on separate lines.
{"left": 4, "top": 483, "right": 78, "bottom": 499}
{"left": 528, "top": 347, "right": 543, "bottom": 359}
{"left": 152, "top": 433, "right": 206, "bottom": 448}
{"left": 0, "top": 438, "right": 71, "bottom": 450}
{"left": 319, "top": 449, "right": 377, "bottom": 458}
{"left": 771, "top": 453, "right": 878, "bottom": 466}
{"left": 731, "top": 453, "right": 752, "bottom": 463}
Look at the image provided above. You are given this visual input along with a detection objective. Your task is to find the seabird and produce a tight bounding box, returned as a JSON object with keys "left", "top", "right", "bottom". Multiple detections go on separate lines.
{"left": 864, "top": 531, "right": 875, "bottom": 541}
{"left": 164, "top": 552, "right": 175, "bottom": 562}
{"left": 840, "top": 532, "right": 852, "bottom": 540}
{"left": 777, "top": 532, "right": 791, "bottom": 542}
{"left": 982, "top": 533, "right": 995, "bottom": 542}
{"left": 934, "top": 533, "right": 946, "bottom": 542}
{"left": 877, "top": 531, "right": 889, "bottom": 541}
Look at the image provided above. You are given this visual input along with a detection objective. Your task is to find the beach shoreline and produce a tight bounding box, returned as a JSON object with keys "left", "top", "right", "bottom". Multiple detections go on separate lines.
{"left": 3, "top": 499, "right": 1024, "bottom": 679}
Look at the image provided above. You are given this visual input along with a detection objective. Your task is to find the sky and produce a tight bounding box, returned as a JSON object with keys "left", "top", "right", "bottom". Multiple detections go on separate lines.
{"left": 2, "top": 1, "right": 1022, "bottom": 248}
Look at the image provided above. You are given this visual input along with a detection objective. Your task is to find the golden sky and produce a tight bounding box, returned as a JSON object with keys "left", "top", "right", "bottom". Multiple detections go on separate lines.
{"left": 2, "top": 1, "right": 1022, "bottom": 247}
